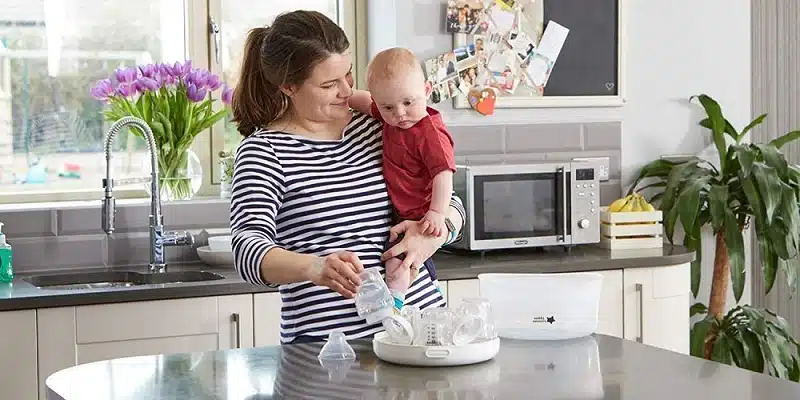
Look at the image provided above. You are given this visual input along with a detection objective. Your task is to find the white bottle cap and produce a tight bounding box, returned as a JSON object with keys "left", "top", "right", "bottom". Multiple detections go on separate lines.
{"left": 0, "top": 221, "right": 5, "bottom": 245}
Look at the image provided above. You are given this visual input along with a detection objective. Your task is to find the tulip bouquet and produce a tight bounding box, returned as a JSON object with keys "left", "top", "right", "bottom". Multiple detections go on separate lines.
{"left": 91, "top": 60, "right": 233, "bottom": 200}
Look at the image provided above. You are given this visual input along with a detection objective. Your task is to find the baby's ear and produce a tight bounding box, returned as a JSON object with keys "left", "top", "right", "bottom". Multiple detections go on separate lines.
{"left": 424, "top": 81, "right": 433, "bottom": 97}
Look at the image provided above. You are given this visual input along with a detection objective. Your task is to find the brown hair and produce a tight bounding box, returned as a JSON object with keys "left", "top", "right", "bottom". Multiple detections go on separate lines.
{"left": 231, "top": 10, "right": 350, "bottom": 137}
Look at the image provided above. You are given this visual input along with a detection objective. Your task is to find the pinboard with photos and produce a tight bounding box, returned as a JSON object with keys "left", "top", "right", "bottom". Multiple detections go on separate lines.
{"left": 426, "top": 0, "right": 625, "bottom": 114}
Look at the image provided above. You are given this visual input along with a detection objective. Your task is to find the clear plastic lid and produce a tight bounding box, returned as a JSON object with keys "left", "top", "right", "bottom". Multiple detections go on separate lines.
{"left": 318, "top": 329, "right": 356, "bottom": 361}
{"left": 382, "top": 315, "right": 415, "bottom": 345}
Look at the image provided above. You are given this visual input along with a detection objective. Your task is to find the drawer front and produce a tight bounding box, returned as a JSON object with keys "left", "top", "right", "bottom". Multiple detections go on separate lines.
{"left": 76, "top": 297, "right": 219, "bottom": 343}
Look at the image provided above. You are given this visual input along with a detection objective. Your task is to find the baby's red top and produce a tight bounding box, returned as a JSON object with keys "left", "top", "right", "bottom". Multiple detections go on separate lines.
{"left": 370, "top": 101, "right": 456, "bottom": 220}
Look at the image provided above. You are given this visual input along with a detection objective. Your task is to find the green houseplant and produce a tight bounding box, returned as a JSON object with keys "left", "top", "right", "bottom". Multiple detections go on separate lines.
{"left": 91, "top": 61, "right": 233, "bottom": 200}
{"left": 628, "top": 94, "right": 800, "bottom": 381}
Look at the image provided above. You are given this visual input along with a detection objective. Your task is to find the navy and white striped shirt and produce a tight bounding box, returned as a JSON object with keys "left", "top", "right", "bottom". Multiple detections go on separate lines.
{"left": 230, "top": 111, "right": 464, "bottom": 344}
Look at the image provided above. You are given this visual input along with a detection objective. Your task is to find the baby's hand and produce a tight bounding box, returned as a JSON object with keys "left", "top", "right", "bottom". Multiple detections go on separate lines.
{"left": 420, "top": 210, "right": 447, "bottom": 237}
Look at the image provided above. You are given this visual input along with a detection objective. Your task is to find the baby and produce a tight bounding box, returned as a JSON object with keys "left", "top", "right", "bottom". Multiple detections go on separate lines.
{"left": 349, "top": 47, "right": 456, "bottom": 312}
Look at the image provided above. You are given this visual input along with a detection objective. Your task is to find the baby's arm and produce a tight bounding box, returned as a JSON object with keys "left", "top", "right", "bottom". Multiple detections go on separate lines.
{"left": 348, "top": 90, "right": 373, "bottom": 116}
{"left": 421, "top": 171, "right": 454, "bottom": 237}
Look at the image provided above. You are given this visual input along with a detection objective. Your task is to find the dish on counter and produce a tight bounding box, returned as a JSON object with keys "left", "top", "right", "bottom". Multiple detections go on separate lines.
{"left": 207, "top": 235, "right": 233, "bottom": 253}
{"left": 196, "top": 246, "right": 233, "bottom": 267}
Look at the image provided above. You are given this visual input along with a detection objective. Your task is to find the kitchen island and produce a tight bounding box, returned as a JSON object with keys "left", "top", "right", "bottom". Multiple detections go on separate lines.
{"left": 45, "top": 334, "right": 800, "bottom": 399}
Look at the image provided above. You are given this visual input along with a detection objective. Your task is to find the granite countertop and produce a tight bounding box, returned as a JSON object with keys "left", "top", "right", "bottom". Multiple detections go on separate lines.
{"left": 0, "top": 245, "right": 695, "bottom": 311}
{"left": 45, "top": 334, "right": 800, "bottom": 399}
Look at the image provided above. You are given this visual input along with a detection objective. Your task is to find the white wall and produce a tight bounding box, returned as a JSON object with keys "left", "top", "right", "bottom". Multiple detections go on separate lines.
{"left": 367, "top": 0, "right": 752, "bottom": 183}
{"left": 367, "top": 0, "right": 753, "bottom": 310}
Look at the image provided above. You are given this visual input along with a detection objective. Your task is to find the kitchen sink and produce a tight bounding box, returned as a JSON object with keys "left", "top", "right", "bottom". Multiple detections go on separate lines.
{"left": 24, "top": 270, "right": 225, "bottom": 290}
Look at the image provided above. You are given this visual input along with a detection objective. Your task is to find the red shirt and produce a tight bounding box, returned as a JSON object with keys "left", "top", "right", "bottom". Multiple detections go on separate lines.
{"left": 371, "top": 102, "right": 456, "bottom": 220}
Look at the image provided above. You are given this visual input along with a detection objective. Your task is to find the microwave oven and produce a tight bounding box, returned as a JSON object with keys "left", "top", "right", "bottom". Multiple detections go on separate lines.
{"left": 448, "top": 160, "right": 602, "bottom": 252}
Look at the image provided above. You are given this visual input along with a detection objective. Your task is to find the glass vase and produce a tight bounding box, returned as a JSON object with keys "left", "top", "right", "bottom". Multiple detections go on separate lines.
{"left": 142, "top": 149, "right": 203, "bottom": 201}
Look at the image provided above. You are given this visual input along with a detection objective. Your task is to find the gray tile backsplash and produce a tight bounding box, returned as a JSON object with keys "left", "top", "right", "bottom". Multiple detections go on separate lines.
{"left": 0, "top": 121, "right": 621, "bottom": 273}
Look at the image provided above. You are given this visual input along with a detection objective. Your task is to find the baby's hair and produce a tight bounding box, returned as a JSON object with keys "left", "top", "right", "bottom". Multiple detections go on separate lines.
{"left": 366, "top": 47, "right": 425, "bottom": 87}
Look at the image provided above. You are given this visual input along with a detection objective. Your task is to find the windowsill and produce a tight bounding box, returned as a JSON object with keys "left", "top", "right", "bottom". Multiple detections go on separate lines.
{"left": 0, "top": 195, "right": 231, "bottom": 213}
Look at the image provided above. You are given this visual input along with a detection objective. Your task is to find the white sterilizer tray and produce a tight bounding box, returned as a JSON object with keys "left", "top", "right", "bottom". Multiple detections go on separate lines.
{"left": 478, "top": 272, "right": 604, "bottom": 340}
{"left": 372, "top": 332, "right": 500, "bottom": 367}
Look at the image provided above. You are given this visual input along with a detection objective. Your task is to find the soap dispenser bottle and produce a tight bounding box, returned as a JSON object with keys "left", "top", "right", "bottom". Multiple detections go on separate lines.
{"left": 0, "top": 222, "right": 13, "bottom": 282}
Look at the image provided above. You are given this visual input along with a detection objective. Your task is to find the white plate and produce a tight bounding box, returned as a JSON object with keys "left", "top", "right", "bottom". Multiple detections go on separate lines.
{"left": 372, "top": 331, "right": 500, "bottom": 367}
{"left": 196, "top": 246, "right": 234, "bottom": 267}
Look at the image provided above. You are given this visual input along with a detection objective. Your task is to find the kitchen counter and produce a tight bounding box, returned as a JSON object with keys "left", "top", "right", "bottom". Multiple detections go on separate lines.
{"left": 0, "top": 245, "right": 694, "bottom": 311}
{"left": 45, "top": 334, "right": 799, "bottom": 399}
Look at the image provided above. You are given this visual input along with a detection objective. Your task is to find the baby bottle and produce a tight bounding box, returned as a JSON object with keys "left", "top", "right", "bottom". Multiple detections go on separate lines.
{"left": 354, "top": 268, "right": 395, "bottom": 324}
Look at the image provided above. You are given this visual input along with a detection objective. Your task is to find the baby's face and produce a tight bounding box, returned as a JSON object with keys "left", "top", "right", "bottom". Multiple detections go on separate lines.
{"left": 370, "top": 72, "right": 429, "bottom": 129}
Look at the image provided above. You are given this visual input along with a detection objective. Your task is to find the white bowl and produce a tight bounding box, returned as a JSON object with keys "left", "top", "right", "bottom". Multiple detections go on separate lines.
{"left": 207, "top": 235, "right": 232, "bottom": 253}
{"left": 196, "top": 245, "right": 234, "bottom": 267}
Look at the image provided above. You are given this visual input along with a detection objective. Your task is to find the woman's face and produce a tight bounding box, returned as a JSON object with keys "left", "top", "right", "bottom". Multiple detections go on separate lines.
{"left": 283, "top": 51, "right": 354, "bottom": 124}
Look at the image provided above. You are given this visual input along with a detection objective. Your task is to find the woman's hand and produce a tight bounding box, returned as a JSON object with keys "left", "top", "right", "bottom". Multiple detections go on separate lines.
{"left": 381, "top": 220, "right": 447, "bottom": 271}
{"left": 307, "top": 251, "right": 364, "bottom": 298}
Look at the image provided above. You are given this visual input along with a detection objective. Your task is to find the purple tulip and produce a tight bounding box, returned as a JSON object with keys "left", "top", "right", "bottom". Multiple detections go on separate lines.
{"left": 116, "top": 82, "right": 137, "bottom": 97}
{"left": 171, "top": 60, "right": 193, "bottom": 78}
{"left": 221, "top": 85, "right": 233, "bottom": 104}
{"left": 186, "top": 84, "right": 207, "bottom": 102}
{"left": 114, "top": 66, "right": 139, "bottom": 84}
{"left": 135, "top": 77, "right": 160, "bottom": 92}
{"left": 139, "top": 64, "right": 158, "bottom": 79}
{"left": 205, "top": 74, "right": 222, "bottom": 90}
{"left": 186, "top": 69, "right": 209, "bottom": 88}
{"left": 90, "top": 79, "right": 115, "bottom": 101}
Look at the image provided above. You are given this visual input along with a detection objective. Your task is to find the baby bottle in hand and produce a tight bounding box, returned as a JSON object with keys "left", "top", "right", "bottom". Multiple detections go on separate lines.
{"left": 354, "top": 268, "right": 395, "bottom": 324}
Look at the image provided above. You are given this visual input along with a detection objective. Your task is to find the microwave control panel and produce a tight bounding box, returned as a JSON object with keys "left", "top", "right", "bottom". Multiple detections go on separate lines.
{"left": 570, "top": 164, "right": 601, "bottom": 245}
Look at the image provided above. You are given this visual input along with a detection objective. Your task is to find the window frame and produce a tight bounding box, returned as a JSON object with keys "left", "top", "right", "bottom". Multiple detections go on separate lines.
{"left": 0, "top": 0, "right": 368, "bottom": 204}
{"left": 203, "top": 0, "right": 368, "bottom": 190}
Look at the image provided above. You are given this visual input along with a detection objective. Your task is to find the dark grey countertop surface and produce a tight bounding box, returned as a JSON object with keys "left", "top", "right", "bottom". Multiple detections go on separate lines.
{"left": 1, "top": 245, "right": 695, "bottom": 311}
{"left": 45, "top": 334, "right": 799, "bottom": 400}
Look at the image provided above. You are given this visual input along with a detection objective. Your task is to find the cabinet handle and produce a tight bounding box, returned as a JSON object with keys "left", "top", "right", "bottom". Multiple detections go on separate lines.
{"left": 209, "top": 15, "right": 221, "bottom": 65}
{"left": 635, "top": 283, "right": 643, "bottom": 343}
{"left": 231, "top": 313, "right": 241, "bottom": 348}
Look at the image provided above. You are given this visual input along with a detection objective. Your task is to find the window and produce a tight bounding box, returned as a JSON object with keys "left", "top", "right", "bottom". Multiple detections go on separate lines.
{"left": 206, "top": 0, "right": 366, "bottom": 184}
{"left": 0, "top": 0, "right": 366, "bottom": 204}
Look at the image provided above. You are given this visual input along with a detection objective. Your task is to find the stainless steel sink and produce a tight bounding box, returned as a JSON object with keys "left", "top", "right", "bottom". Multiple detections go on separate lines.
{"left": 24, "top": 270, "right": 225, "bottom": 290}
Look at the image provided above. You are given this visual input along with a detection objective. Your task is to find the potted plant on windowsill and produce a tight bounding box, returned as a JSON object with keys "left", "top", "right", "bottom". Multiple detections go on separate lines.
{"left": 628, "top": 94, "right": 800, "bottom": 381}
{"left": 90, "top": 61, "right": 234, "bottom": 201}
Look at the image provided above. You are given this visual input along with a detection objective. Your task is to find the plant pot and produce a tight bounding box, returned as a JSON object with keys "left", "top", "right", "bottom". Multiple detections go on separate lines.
{"left": 142, "top": 149, "right": 203, "bottom": 201}
{"left": 219, "top": 153, "right": 235, "bottom": 199}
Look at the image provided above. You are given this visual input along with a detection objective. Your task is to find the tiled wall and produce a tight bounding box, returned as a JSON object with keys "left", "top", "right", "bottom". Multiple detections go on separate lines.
{"left": 0, "top": 122, "right": 621, "bottom": 273}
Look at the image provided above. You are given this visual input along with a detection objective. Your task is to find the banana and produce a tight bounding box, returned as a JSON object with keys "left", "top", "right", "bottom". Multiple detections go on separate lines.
{"left": 607, "top": 195, "right": 631, "bottom": 212}
{"left": 642, "top": 199, "right": 656, "bottom": 212}
{"left": 620, "top": 197, "right": 635, "bottom": 212}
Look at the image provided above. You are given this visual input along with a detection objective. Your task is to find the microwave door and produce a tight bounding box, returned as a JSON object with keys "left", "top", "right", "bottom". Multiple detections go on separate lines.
{"left": 472, "top": 172, "right": 565, "bottom": 248}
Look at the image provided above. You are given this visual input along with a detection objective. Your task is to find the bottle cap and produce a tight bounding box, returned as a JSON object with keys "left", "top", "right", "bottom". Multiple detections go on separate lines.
{"left": 318, "top": 329, "right": 356, "bottom": 361}
{"left": 0, "top": 222, "right": 5, "bottom": 246}
{"left": 382, "top": 315, "right": 415, "bottom": 345}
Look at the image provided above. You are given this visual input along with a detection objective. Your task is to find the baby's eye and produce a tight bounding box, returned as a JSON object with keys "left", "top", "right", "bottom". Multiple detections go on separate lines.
{"left": 403, "top": 100, "right": 413, "bottom": 106}
{"left": 383, "top": 106, "right": 393, "bottom": 111}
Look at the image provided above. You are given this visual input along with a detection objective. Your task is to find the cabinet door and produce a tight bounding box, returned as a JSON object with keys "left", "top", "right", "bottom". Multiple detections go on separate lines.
{"left": 623, "top": 263, "right": 691, "bottom": 354}
{"left": 253, "top": 292, "right": 282, "bottom": 347}
{"left": 0, "top": 310, "right": 38, "bottom": 400}
{"left": 36, "top": 295, "right": 255, "bottom": 399}
{"left": 595, "top": 269, "right": 624, "bottom": 338}
{"left": 448, "top": 279, "right": 480, "bottom": 308}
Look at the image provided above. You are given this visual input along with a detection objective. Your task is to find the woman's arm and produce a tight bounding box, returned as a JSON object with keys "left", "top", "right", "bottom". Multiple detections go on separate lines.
{"left": 230, "top": 137, "right": 364, "bottom": 295}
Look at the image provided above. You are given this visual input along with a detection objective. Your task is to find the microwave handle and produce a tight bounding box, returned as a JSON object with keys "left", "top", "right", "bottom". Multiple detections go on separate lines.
{"left": 556, "top": 166, "right": 567, "bottom": 242}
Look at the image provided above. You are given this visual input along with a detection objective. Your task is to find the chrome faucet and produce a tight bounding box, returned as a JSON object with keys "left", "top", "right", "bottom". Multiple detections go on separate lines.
{"left": 101, "top": 116, "right": 194, "bottom": 273}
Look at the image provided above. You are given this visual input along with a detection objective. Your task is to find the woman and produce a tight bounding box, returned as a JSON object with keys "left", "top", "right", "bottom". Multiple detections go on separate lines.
{"left": 229, "top": 10, "right": 465, "bottom": 344}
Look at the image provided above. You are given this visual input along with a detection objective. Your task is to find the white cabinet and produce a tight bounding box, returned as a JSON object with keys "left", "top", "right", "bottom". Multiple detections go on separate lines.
{"left": 36, "top": 294, "right": 253, "bottom": 400}
{"left": 253, "top": 292, "right": 282, "bottom": 347}
{"left": 623, "top": 263, "right": 691, "bottom": 354}
{"left": 0, "top": 310, "right": 38, "bottom": 400}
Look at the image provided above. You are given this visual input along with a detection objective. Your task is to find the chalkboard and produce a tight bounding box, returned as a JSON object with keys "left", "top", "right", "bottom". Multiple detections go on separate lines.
{"left": 452, "top": 0, "right": 625, "bottom": 109}
{"left": 542, "top": 0, "right": 619, "bottom": 97}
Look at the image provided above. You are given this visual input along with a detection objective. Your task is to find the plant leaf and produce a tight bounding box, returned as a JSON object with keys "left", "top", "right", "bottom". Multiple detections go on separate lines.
{"left": 756, "top": 143, "right": 789, "bottom": 180}
{"left": 677, "top": 177, "right": 710, "bottom": 240}
{"left": 751, "top": 163, "right": 782, "bottom": 223}
{"left": 690, "top": 318, "right": 714, "bottom": 358}
{"left": 724, "top": 208, "right": 746, "bottom": 303}
{"left": 733, "top": 144, "right": 756, "bottom": 178}
{"left": 691, "top": 94, "right": 730, "bottom": 169}
{"left": 739, "top": 113, "right": 768, "bottom": 140}
{"left": 690, "top": 302, "right": 708, "bottom": 317}
{"left": 708, "top": 184, "right": 729, "bottom": 233}
{"left": 770, "top": 130, "right": 800, "bottom": 149}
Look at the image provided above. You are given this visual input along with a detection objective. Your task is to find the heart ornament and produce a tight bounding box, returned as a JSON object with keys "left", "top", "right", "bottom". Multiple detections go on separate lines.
{"left": 468, "top": 87, "right": 497, "bottom": 116}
